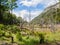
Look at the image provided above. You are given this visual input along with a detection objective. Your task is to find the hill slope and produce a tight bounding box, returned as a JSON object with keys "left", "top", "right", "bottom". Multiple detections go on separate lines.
{"left": 31, "top": 2, "right": 60, "bottom": 24}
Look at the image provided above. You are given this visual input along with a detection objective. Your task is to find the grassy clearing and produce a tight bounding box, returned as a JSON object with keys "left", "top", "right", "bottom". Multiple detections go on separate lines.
{"left": 0, "top": 24, "right": 60, "bottom": 45}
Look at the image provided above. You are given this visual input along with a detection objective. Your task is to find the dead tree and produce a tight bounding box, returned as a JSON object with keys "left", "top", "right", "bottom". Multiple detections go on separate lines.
{"left": 39, "top": 18, "right": 44, "bottom": 28}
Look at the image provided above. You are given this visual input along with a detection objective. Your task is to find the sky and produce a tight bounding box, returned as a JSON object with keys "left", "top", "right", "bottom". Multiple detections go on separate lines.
{"left": 12, "top": 0, "right": 59, "bottom": 22}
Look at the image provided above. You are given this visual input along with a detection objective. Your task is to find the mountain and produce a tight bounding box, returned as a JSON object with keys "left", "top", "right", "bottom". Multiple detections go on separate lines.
{"left": 31, "top": 2, "right": 60, "bottom": 25}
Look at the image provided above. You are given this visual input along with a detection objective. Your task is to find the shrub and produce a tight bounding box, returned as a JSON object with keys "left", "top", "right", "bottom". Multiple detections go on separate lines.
{"left": 0, "top": 29, "right": 5, "bottom": 37}
{"left": 16, "top": 32, "right": 22, "bottom": 41}
{"left": 0, "top": 24, "right": 4, "bottom": 30}
{"left": 39, "top": 33, "right": 45, "bottom": 44}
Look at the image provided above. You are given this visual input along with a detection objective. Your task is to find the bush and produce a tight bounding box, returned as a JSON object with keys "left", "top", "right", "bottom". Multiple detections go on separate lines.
{"left": 8, "top": 25, "right": 20, "bottom": 33}
{"left": 0, "top": 24, "right": 4, "bottom": 30}
{"left": 39, "top": 33, "right": 45, "bottom": 44}
{"left": 0, "top": 29, "right": 5, "bottom": 37}
{"left": 16, "top": 32, "right": 22, "bottom": 41}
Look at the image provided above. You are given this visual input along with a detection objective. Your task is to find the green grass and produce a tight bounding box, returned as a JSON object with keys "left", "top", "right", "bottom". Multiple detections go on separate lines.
{"left": 0, "top": 24, "right": 60, "bottom": 45}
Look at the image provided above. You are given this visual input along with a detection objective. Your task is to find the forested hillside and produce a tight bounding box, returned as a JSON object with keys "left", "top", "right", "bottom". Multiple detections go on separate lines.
{"left": 31, "top": 3, "right": 60, "bottom": 25}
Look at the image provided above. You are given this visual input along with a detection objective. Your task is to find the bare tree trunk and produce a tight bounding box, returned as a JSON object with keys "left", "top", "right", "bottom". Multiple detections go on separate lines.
{"left": 28, "top": 9, "right": 31, "bottom": 30}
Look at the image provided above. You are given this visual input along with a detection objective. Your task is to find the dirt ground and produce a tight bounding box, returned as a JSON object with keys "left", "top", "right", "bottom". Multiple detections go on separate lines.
{"left": 36, "top": 42, "right": 60, "bottom": 45}
{"left": 0, "top": 43, "right": 60, "bottom": 45}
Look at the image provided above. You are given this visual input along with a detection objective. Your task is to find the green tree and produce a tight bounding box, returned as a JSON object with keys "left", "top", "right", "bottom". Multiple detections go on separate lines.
{"left": 0, "top": 0, "right": 18, "bottom": 25}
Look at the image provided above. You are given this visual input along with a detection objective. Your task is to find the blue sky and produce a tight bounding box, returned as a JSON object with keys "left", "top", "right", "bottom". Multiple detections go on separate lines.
{"left": 12, "top": 0, "right": 58, "bottom": 21}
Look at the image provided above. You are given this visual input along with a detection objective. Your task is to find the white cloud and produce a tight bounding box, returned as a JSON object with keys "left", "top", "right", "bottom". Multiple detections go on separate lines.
{"left": 13, "top": 0, "right": 59, "bottom": 22}
{"left": 12, "top": 10, "right": 19, "bottom": 17}
{"left": 19, "top": 0, "right": 59, "bottom": 7}
{"left": 12, "top": 10, "right": 42, "bottom": 22}
{"left": 43, "top": 0, "right": 59, "bottom": 8}
{"left": 19, "top": 10, "right": 42, "bottom": 21}
{"left": 20, "top": 0, "right": 43, "bottom": 6}
{"left": 19, "top": 10, "right": 29, "bottom": 18}
{"left": 30, "top": 10, "right": 42, "bottom": 19}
